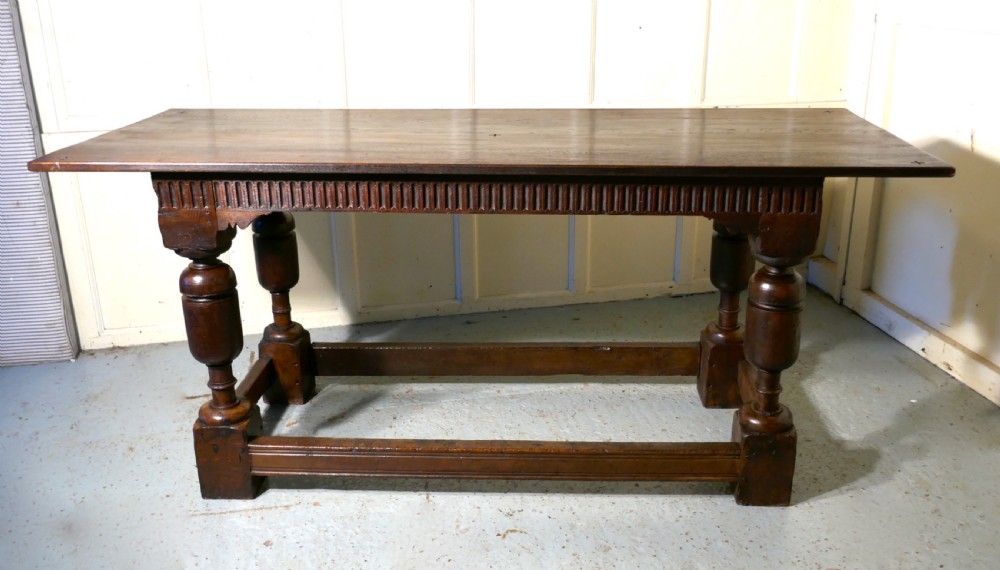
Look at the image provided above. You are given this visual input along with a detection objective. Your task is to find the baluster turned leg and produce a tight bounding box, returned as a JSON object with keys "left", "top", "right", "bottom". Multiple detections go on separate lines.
{"left": 178, "top": 228, "right": 263, "bottom": 499}
{"left": 732, "top": 263, "right": 803, "bottom": 505}
{"left": 253, "top": 212, "right": 315, "bottom": 405}
{"left": 698, "top": 222, "right": 754, "bottom": 408}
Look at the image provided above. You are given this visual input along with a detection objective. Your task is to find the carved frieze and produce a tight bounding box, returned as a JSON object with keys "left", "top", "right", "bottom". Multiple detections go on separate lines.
{"left": 154, "top": 176, "right": 823, "bottom": 227}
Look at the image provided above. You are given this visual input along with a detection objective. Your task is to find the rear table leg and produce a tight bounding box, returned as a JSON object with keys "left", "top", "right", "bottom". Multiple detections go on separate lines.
{"left": 253, "top": 212, "right": 316, "bottom": 405}
{"left": 698, "top": 222, "right": 754, "bottom": 408}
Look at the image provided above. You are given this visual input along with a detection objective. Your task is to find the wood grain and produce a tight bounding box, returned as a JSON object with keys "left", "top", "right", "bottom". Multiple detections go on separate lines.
{"left": 312, "top": 342, "right": 701, "bottom": 377}
{"left": 235, "top": 356, "right": 274, "bottom": 405}
{"left": 248, "top": 437, "right": 742, "bottom": 481}
{"left": 29, "top": 108, "right": 954, "bottom": 178}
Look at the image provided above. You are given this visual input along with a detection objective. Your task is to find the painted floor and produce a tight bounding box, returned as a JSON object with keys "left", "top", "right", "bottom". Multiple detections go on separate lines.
{"left": 1, "top": 290, "right": 998, "bottom": 569}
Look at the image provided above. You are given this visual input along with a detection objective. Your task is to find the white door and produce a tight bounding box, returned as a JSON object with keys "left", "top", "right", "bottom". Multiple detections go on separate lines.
{"left": 837, "top": 1, "right": 1000, "bottom": 404}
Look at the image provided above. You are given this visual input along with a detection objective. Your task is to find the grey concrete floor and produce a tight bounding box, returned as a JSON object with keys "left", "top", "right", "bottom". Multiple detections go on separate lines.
{"left": 1, "top": 290, "right": 998, "bottom": 569}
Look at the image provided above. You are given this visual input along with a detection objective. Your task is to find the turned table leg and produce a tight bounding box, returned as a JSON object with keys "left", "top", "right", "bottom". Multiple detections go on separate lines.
{"left": 175, "top": 228, "right": 264, "bottom": 499}
{"left": 731, "top": 214, "right": 819, "bottom": 506}
{"left": 698, "top": 222, "right": 754, "bottom": 408}
{"left": 253, "top": 212, "right": 315, "bottom": 405}
{"left": 732, "top": 263, "right": 802, "bottom": 505}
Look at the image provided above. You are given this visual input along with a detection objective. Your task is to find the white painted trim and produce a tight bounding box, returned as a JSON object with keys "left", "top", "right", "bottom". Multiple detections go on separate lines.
{"left": 588, "top": 281, "right": 676, "bottom": 296}
{"left": 339, "top": 212, "right": 363, "bottom": 315}
{"left": 806, "top": 257, "right": 839, "bottom": 299}
{"left": 806, "top": 177, "right": 859, "bottom": 301}
{"left": 587, "top": 0, "right": 597, "bottom": 105}
{"left": 787, "top": 0, "right": 807, "bottom": 102}
{"left": 352, "top": 280, "right": 716, "bottom": 325}
{"left": 458, "top": 214, "right": 477, "bottom": 308}
{"left": 81, "top": 281, "right": 718, "bottom": 350}
{"left": 697, "top": 0, "right": 711, "bottom": 104}
{"left": 573, "top": 215, "right": 589, "bottom": 297}
{"left": 673, "top": 216, "right": 711, "bottom": 286}
{"left": 78, "top": 308, "right": 351, "bottom": 351}
{"left": 14, "top": 0, "right": 59, "bottom": 132}
{"left": 843, "top": 177, "right": 882, "bottom": 293}
{"left": 844, "top": 289, "right": 1000, "bottom": 405}
{"left": 474, "top": 289, "right": 575, "bottom": 305}
{"left": 466, "top": 0, "right": 476, "bottom": 107}
{"left": 355, "top": 299, "right": 464, "bottom": 320}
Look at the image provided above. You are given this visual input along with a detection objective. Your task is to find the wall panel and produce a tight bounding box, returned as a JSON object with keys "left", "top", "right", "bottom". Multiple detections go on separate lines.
{"left": 592, "top": 0, "right": 708, "bottom": 106}
{"left": 202, "top": 0, "right": 346, "bottom": 108}
{"left": 353, "top": 213, "right": 457, "bottom": 309}
{"left": 474, "top": 0, "right": 592, "bottom": 106}
{"left": 704, "top": 0, "right": 852, "bottom": 106}
{"left": 587, "top": 216, "right": 676, "bottom": 291}
{"left": 28, "top": 0, "right": 210, "bottom": 132}
{"left": 342, "top": 0, "right": 470, "bottom": 107}
{"left": 475, "top": 216, "right": 570, "bottom": 299}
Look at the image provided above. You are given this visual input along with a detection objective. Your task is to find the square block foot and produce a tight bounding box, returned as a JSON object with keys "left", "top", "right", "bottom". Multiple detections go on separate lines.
{"left": 698, "top": 326, "right": 744, "bottom": 408}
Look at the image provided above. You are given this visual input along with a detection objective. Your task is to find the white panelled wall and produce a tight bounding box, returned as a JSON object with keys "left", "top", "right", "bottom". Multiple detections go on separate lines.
{"left": 34, "top": 0, "right": 1000, "bottom": 409}
{"left": 16, "top": 0, "right": 856, "bottom": 352}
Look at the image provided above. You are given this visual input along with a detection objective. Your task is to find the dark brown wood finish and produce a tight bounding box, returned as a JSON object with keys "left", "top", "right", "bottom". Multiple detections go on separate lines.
{"left": 28, "top": 108, "right": 954, "bottom": 506}
{"left": 150, "top": 175, "right": 827, "bottom": 232}
{"left": 248, "top": 437, "right": 742, "bottom": 481}
{"left": 698, "top": 222, "right": 755, "bottom": 408}
{"left": 235, "top": 356, "right": 275, "bottom": 406}
{"left": 172, "top": 226, "right": 263, "bottom": 499}
{"left": 730, "top": 214, "right": 821, "bottom": 506}
{"left": 312, "top": 342, "right": 700, "bottom": 377}
{"left": 252, "top": 212, "right": 315, "bottom": 405}
{"left": 29, "top": 108, "right": 953, "bottom": 178}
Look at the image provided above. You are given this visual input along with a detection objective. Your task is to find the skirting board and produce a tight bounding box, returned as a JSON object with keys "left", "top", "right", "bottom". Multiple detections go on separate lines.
{"left": 77, "top": 279, "right": 715, "bottom": 351}
{"left": 843, "top": 288, "right": 1000, "bottom": 406}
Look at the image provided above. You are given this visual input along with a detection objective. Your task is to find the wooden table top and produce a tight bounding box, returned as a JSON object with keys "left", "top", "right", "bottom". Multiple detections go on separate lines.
{"left": 29, "top": 108, "right": 953, "bottom": 179}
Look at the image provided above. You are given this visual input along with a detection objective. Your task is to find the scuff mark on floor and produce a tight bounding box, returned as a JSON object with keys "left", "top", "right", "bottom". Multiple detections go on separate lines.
{"left": 190, "top": 503, "right": 299, "bottom": 517}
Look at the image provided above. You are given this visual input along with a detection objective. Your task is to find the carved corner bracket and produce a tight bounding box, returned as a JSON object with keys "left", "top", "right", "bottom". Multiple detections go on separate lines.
{"left": 154, "top": 177, "right": 255, "bottom": 257}
{"left": 708, "top": 179, "right": 824, "bottom": 266}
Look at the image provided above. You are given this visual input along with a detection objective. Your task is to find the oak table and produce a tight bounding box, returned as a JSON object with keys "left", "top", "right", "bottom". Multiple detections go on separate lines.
{"left": 29, "top": 109, "right": 953, "bottom": 506}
